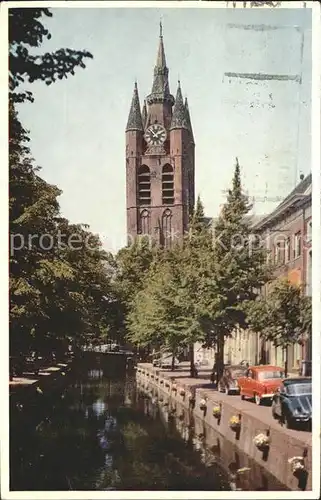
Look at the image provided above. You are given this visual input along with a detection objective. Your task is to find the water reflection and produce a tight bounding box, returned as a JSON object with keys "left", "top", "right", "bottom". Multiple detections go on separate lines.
{"left": 10, "top": 366, "right": 230, "bottom": 491}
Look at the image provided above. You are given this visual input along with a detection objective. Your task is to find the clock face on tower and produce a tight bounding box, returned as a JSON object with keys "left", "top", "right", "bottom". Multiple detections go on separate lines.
{"left": 144, "top": 124, "right": 167, "bottom": 146}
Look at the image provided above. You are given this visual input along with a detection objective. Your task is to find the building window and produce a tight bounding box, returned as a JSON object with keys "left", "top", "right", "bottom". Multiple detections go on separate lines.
{"left": 285, "top": 237, "right": 291, "bottom": 263}
{"left": 138, "top": 165, "right": 151, "bottom": 206}
{"left": 274, "top": 243, "right": 283, "bottom": 264}
{"left": 139, "top": 209, "right": 150, "bottom": 235}
{"left": 306, "top": 220, "right": 312, "bottom": 242}
{"left": 162, "top": 164, "right": 174, "bottom": 205}
{"left": 162, "top": 208, "right": 172, "bottom": 247}
{"left": 293, "top": 232, "right": 302, "bottom": 259}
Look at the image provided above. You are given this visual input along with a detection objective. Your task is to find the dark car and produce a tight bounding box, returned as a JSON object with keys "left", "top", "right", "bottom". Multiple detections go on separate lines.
{"left": 272, "top": 377, "right": 312, "bottom": 429}
{"left": 218, "top": 365, "right": 247, "bottom": 395}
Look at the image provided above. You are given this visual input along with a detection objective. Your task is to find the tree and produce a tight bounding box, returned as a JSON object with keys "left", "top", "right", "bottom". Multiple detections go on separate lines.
{"left": 9, "top": 104, "right": 115, "bottom": 358}
{"left": 204, "top": 159, "right": 272, "bottom": 379}
{"left": 9, "top": 8, "right": 93, "bottom": 103}
{"left": 245, "top": 279, "right": 310, "bottom": 376}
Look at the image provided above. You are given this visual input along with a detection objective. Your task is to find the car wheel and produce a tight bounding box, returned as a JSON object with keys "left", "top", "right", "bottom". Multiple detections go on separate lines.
{"left": 254, "top": 393, "right": 261, "bottom": 406}
{"left": 285, "top": 414, "right": 293, "bottom": 429}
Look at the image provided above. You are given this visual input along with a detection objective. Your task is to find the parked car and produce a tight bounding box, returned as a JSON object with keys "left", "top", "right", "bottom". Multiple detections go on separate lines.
{"left": 218, "top": 365, "right": 247, "bottom": 395}
{"left": 271, "top": 377, "right": 312, "bottom": 429}
{"left": 159, "top": 354, "right": 179, "bottom": 369}
{"left": 237, "top": 365, "right": 284, "bottom": 405}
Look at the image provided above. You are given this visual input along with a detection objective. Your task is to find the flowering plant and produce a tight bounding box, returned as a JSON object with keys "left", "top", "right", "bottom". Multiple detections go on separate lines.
{"left": 253, "top": 433, "right": 270, "bottom": 450}
{"left": 288, "top": 456, "right": 306, "bottom": 475}
{"left": 212, "top": 406, "right": 221, "bottom": 418}
{"left": 200, "top": 398, "right": 207, "bottom": 410}
{"left": 229, "top": 415, "right": 240, "bottom": 430}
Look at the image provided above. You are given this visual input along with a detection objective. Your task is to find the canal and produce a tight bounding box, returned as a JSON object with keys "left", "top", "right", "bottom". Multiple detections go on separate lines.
{"left": 10, "top": 362, "right": 231, "bottom": 491}
{"left": 10, "top": 359, "right": 288, "bottom": 491}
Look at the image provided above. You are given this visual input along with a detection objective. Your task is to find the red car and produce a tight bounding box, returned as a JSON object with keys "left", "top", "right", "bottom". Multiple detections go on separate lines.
{"left": 237, "top": 365, "right": 284, "bottom": 406}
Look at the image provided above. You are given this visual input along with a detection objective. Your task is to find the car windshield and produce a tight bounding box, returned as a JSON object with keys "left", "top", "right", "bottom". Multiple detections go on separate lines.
{"left": 286, "top": 383, "right": 312, "bottom": 396}
{"left": 258, "top": 370, "right": 283, "bottom": 380}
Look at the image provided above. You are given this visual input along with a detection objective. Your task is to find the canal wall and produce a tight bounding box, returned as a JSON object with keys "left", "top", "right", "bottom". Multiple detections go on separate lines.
{"left": 136, "top": 364, "right": 312, "bottom": 491}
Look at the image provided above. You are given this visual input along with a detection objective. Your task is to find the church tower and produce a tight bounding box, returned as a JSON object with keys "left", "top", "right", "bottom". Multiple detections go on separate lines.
{"left": 125, "top": 24, "right": 195, "bottom": 247}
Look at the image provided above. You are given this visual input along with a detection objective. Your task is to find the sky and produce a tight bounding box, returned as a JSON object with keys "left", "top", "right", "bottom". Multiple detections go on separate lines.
{"left": 16, "top": 5, "right": 312, "bottom": 253}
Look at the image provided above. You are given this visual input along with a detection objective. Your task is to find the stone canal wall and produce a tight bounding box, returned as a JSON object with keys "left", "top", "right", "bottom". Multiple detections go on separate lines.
{"left": 136, "top": 363, "right": 312, "bottom": 491}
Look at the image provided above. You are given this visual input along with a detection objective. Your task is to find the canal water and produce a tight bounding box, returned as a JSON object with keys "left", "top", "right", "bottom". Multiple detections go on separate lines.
{"left": 10, "top": 362, "right": 231, "bottom": 491}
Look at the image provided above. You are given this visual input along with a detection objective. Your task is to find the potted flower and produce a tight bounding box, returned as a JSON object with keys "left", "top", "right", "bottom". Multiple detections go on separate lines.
{"left": 179, "top": 388, "right": 185, "bottom": 397}
{"left": 199, "top": 398, "right": 207, "bottom": 410}
{"left": 212, "top": 405, "right": 221, "bottom": 419}
{"left": 229, "top": 415, "right": 241, "bottom": 431}
{"left": 253, "top": 433, "right": 270, "bottom": 451}
{"left": 288, "top": 456, "right": 306, "bottom": 477}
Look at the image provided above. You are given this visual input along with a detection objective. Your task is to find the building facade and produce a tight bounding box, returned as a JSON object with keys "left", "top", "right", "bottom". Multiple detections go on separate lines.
{"left": 223, "top": 174, "right": 312, "bottom": 371}
{"left": 126, "top": 25, "right": 195, "bottom": 247}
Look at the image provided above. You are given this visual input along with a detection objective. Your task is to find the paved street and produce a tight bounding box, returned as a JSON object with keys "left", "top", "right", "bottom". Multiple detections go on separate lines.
{"left": 140, "top": 362, "right": 312, "bottom": 447}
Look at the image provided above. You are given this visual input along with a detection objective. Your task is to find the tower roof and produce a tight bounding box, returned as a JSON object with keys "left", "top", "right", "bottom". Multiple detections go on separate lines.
{"left": 147, "top": 23, "right": 174, "bottom": 105}
{"left": 170, "top": 82, "right": 188, "bottom": 130}
{"left": 141, "top": 100, "right": 147, "bottom": 129}
{"left": 184, "top": 97, "right": 194, "bottom": 142}
{"left": 126, "top": 82, "right": 143, "bottom": 132}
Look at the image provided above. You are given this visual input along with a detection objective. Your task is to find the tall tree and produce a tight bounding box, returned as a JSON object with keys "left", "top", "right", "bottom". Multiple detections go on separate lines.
{"left": 9, "top": 8, "right": 93, "bottom": 103}
{"left": 245, "top": 279, "right": 309, "bottom": 376}
{"left": 204, "top": 159, "right": 272, "bottom": 379}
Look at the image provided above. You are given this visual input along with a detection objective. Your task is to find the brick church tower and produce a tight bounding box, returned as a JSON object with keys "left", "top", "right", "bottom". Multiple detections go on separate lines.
{"left": 125, "top": 24, "right": 195, "bottom": 247}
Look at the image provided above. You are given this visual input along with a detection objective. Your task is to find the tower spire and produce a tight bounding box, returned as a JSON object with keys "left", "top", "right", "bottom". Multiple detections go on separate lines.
{"left": 126, "top": 81, "right": 143, "bottom": 131}
{"left": 184, "top": 97, "right": 194, "bottom": 143}
{"left": 147, "top": 23, "right": 174, "bottom": 105}
{"left": 170, "top": 81, "right": 188, "bottom": 130}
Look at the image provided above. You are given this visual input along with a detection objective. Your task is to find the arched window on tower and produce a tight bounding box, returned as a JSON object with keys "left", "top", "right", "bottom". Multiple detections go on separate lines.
{"left": 138, "top": 165, "right": 151, "bottom": 206}
{"left": 138, "top": 209, "right": 151, "bottom": 235}
{"left": 162, "top": 164, "right": 174, "bottom": 205}
{"left": 162, "top": 208, "right": 172, "bottom": 248}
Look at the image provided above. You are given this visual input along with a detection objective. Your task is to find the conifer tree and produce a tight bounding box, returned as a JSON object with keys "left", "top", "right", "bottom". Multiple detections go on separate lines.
{"left": 205, "top": 159, "right": 271, "bottom": 378}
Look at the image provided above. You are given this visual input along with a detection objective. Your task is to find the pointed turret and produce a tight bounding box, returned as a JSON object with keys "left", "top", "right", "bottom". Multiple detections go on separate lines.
{"left": 126, "top": 82, "right": 143, "bottom": 132}
{"left": 147, "top": 23, "right": 174, "bottom": 106}
{"left": 184, "top": 97, "right": 194, "bottom": 143}
{"left": 141, "top": 100, "right": 147, "bottom": 129}
{"left": 170, "top": 82, "right": 188, "bottom": 130}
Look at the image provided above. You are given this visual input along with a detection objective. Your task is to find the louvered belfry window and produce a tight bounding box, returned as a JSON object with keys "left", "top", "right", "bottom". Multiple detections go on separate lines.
{"left": 162, "top": 164, "right": 174, "bottom": 205}
{"left": 138, "top": 165, "right": 151, "bottom": 206}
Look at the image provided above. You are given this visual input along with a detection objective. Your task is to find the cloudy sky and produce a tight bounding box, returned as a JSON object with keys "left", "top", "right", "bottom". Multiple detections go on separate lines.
{"left": 17, "top": 5, "right": 312, "bottom": 252}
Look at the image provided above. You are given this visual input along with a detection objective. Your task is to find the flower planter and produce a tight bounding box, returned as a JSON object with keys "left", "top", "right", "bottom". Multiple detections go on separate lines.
{"left": 253, "top": 433, "right": 270, "bottom": 451}
{"left": 199, "top": 398, "right": 207, "bottom": 410}
{"left": 229, "top": 416, "right": 241, "bottom": 431}
{"left": 212, "top": 406, "right": 221, "bottom": 419}
{"left": 288, "top": 457, "right": 306, "bottom": 477}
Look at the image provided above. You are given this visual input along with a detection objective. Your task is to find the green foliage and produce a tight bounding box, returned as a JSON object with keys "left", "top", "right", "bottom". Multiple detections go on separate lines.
{"left": 10, "top": 104, "right": 116, "bottom": 355}
{"left": 9, "top": 10, "right": 116, "bottom": 357}
{"left": 203, "top": 159, "right": 272, "bottom": 351}
{"left": 246, "top": 279, "right": 309, "bottom": 349}
{"left": 9, "top": 8, "right": 93, "bottom": 103}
